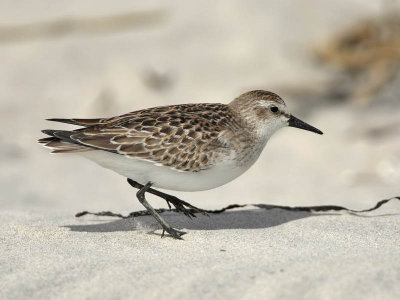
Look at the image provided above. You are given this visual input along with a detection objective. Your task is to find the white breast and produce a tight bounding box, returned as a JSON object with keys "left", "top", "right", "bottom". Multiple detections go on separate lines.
{"left": 79, "top": 144, "right": 265, "bottom": 192}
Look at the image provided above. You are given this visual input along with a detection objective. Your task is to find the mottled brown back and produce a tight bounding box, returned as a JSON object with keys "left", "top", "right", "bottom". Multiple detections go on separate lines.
{"left": 41, "top": 103, "right": 244, "bottom": 172}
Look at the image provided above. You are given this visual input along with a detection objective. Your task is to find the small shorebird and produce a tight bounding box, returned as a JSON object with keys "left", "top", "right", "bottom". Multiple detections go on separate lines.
{"left": 39, "top": 90, "right": 323, "bottom": 239}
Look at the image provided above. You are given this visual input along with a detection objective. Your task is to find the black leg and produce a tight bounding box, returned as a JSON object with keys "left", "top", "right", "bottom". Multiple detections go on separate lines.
{"left": 135, "top": 181, "right": 186, "bottom": 239}
{"left": 127, "top": 178, "right": 208, "bottom": 218}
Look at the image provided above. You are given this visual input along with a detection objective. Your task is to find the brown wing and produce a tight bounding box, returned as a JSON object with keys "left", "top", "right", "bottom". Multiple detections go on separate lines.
{"left": 55, "top": 103, "right": 240, "bottom": 171}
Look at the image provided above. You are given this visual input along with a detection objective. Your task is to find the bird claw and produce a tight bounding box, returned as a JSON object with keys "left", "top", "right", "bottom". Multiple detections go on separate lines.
{"left": 165, "top": 195, "right": 208, "bottom": 219}
{"left": 161, "top": 226, "right": 186, "bottom": 239}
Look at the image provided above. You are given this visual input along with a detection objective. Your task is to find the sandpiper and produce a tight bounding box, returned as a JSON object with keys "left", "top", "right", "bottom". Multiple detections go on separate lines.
{"left": 39, "top": 90, "right": 323, "bottom": 239}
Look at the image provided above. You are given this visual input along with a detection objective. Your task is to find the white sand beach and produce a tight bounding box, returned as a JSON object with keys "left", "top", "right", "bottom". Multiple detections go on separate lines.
{"left": 1, "top": 1, "right": 399, "bottom": 299}
{"left": 1, "top": 201, "right": 400, "bottom": 299}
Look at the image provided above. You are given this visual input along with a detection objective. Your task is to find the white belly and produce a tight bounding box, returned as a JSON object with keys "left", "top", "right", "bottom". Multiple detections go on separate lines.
{"left": 79, "top": 150, "right": 257, "bottom": 192}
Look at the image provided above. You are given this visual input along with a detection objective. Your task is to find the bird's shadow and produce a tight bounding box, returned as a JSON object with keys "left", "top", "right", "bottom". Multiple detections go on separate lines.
{"left": 63, "top": 197, "right": 399, "bottom": 234}
{"left": 64, "top": 208, "right": 323, "bottom": 233}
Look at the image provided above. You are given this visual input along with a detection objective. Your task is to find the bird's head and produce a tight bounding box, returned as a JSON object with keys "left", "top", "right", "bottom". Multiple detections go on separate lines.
{"left": 229, "top": 90, "right": 323, "bottom": 138}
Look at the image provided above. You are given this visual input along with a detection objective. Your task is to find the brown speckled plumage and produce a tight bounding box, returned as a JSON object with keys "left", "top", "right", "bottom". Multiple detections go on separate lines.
{"left": 40, "top": 102, "right": 253, "bottom": 172}
{"left": 39, "top": 91, "right": 292, "bottom": 173}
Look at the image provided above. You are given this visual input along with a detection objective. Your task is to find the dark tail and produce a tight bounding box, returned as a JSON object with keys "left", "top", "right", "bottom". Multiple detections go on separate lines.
{"left": 46, "top": 118, "right": 104, "bottom": 127}
{"left": 38, "top": 129, "right": 89, "bottom": 153}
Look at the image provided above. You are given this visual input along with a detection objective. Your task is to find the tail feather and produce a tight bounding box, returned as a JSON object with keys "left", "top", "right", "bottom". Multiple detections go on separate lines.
{"left": 41, "top": 129, "right": 58, "bottom": 137}
{"left": 46, "top": 118, "right": 104, "bottom": 127}
{"left": 39, "top": 130, "right": 91, "bottom": 154}
{"left": 40, "top": 118, "right": 103, "bottom": 154}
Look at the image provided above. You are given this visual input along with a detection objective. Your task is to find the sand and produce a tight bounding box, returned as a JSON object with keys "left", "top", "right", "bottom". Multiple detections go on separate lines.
{"left": 1, "top": 201, "right": 400, "bottom": 299}
{"left": 1, "top": 1, "right": 400, "bottom": 299}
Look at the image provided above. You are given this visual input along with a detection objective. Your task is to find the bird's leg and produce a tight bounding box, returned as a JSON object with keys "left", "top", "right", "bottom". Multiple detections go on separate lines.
{"left": 134, "top": 181, "right": 186, "bottom": 239}
{"left": 127, "top": 178, "right": 208, "bottom": 218}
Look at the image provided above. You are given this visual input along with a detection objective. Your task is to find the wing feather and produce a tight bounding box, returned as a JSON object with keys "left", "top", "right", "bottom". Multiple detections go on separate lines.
{"left": 42, "top": 103, "right": 240, "bottom": 171}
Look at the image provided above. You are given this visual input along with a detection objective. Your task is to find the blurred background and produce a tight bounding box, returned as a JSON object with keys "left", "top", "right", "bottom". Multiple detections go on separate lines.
{"left": 1, "top": 0, "right": 399, "bottom": 216}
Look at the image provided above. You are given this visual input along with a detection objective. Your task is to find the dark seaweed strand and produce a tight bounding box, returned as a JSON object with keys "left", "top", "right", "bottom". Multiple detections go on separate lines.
{"left": 75, "top": 196, "right": 399, "bottom": 219}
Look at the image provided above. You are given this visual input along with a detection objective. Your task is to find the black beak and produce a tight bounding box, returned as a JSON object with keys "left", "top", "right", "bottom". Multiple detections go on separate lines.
{"left": 288, "top": 115, "right": 323, "bottom": 135}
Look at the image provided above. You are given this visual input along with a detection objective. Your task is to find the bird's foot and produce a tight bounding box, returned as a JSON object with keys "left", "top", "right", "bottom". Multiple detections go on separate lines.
{"left": 164, "top": 195, "right": 208, "bottom": 219}
{"left": 161, "top": 226, "right": 186, "bottom": 239}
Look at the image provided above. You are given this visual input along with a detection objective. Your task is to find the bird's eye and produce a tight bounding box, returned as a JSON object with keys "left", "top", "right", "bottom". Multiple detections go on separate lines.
{"left": 270, "top": 106, "right": 279, "bottom": 113}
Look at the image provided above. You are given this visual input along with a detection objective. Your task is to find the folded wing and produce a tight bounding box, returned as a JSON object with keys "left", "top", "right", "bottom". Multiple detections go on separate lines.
{"left": 40, "top": 103, "right": 238, "bottom": 171}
